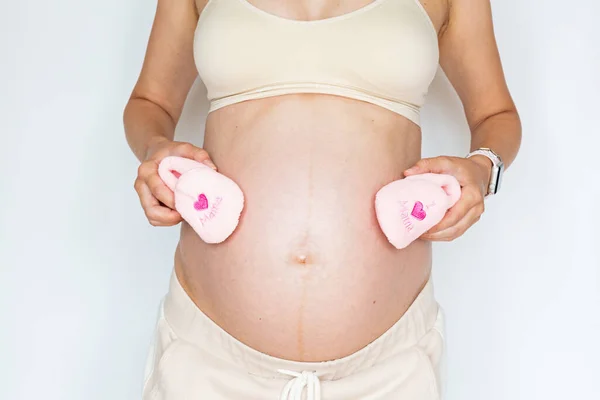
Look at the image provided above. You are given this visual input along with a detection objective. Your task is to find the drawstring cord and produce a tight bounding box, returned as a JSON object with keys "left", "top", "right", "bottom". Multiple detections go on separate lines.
{"left": 278, "top": 369, "right": 322, "bottom": 400}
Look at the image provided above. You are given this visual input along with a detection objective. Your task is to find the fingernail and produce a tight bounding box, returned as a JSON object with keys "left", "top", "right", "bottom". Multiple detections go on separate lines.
{"left": 203, "top": 160, "right": 217, "bottom": 170}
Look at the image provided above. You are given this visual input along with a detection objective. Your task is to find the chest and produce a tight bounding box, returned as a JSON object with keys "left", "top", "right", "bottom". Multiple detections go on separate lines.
{"left": 196, "top": 0, "right": 447, "bottom": 31}
{"left": 195, "top": 0, "right": 442, "bottom": 102}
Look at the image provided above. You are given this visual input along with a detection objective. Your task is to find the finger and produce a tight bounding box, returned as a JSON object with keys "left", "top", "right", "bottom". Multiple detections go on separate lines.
{"left": 135, "top": 178, "right": 159, "bottom": 209}
{"left": 146, "top": 205, "right": 183, "bottom": 226}
{"left": 404, "top": 156, "right": 457, "bottom": 176}
{"left": 136, "top": 180, "right": 182, "bottom": 226}
{"left": 146, "top": 173, "right": 176, "bottom": 209}
{"left": 422, "top": 205, "right": 483, "bottom": 241}
{"left": 172, "top": 143, "right": 217, "bottom": 170}
{"left": 425, "top": 186, "right": 483, "bottom": 234}
{"left": 424, "top": 191, "right": 475, "bottom": 234}
{"left": 137, "top": 160, "right": 157, "bottom": 180}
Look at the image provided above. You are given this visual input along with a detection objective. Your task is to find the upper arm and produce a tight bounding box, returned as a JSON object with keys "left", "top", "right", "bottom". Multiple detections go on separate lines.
{"left": 129, "top": 0, "right": 202, "bottom": 123}
{"left": 438, "top": 0, "right": 517, "bottom": 130}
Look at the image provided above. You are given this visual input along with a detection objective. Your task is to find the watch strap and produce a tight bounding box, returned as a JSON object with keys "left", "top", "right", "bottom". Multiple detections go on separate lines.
{"left": 466, "top": 148, "right": 504, "bottom": 196}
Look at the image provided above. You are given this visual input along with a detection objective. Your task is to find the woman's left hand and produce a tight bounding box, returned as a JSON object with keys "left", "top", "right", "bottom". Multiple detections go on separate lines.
{"left": 403, "top": 155, "right": 492, "bottom": 241}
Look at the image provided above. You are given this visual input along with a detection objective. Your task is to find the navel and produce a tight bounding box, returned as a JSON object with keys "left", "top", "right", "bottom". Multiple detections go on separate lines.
{"left": 291, "top": 251, "right": 315, "bottom": 266}
{"left": 286, "top": 232, "right": 319, "bottom": 267}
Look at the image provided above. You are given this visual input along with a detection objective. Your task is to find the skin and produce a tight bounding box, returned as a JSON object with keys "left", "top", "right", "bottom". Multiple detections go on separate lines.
{"left": 124, "top": 0, "right": 521, "bottom": 362}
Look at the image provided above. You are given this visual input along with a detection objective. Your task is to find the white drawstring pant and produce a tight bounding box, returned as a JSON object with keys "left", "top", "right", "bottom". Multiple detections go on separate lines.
{"left": 142, "top": 270, "right": 446, "bottom": 400}
{"left": 278, "top": 369, "right": 322, "bottom": 400}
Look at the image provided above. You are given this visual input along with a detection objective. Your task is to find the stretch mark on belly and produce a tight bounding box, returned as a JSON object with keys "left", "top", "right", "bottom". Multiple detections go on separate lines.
{"left": 297, "top": 271, "right": 312, "bottom": 359}
{"left": 307, "top": 135, "right": 314, "bottom": 223}
{"left": 297, "top": 283, "right": 306, "bottom": 358}
{"left": 295, "top": 136, "right": 316, "bottom": 358}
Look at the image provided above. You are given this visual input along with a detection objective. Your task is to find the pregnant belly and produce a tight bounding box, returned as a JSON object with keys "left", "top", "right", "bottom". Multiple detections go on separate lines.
{"left": 175, "top": 95, "right": 433, "bottom": 362}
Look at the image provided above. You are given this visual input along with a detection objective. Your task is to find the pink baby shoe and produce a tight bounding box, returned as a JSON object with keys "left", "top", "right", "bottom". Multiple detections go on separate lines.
{"left": 158, "top": 156, "right": 244, "bottom": 244}
{"left": 375, "top": 173, "right": 461, "bottom": 249}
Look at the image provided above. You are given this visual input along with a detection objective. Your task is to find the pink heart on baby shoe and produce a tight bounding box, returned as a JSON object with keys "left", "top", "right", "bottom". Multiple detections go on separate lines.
{"left": 194, "top": 194, "right": 209, "bottom": 211}
{"left": 411, "top": 201, "right": 426, "bottom": 221}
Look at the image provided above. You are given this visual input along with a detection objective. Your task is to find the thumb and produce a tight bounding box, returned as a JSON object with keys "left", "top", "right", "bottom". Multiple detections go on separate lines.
{"left": 200, "top": 158, "right": 218, "bottom": 171}
{"left": 180, "top": 144, "right": 218, "bottom": 171}
{"left": 404, "top": 156, "right": 454, "bottom": 176}
{"left": 192, "top": 148, "right": 218, "bottom": 171}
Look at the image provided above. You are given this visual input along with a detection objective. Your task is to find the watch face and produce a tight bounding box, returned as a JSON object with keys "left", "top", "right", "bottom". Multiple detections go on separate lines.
{"left": 494, "top": 163, "right": 504, "bottom": 194}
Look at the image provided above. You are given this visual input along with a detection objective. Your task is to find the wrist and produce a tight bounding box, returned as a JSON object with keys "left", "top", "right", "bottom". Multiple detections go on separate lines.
{"left": 468, "top": 154, "right": 493, "bottom": 194}
{"left": 144, "top": 135, "right": 171, "bottom": 160}
{"left": 466, "top": 148, "right": 505, "bottom": 197}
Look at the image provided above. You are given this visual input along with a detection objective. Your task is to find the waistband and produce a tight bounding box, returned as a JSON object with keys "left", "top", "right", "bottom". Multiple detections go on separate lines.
{"left": 163, "top": 269, "right": 439, "bottom": 380}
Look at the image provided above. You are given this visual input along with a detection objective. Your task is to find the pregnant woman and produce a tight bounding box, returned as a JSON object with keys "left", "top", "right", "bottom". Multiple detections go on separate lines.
{"left": 124, "top": 0, "right": 521, "bottom": 398}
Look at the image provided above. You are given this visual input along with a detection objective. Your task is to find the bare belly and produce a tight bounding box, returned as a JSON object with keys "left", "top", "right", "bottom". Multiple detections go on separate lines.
{"left": 174, "top": 94, "right": 432, "bottom": 362}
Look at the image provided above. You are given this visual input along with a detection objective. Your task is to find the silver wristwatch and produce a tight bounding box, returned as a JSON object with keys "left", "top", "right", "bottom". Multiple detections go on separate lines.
{"left": 466, "top": 148, "right": 504, "bottom": 196}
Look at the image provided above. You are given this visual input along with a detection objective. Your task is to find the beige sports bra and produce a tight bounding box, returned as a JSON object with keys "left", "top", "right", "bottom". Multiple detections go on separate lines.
{"left": 194, "top": 0, "right": 439, "bottom": 126}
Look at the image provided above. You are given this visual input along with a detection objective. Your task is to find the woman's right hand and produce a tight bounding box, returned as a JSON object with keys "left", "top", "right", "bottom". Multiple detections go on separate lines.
{"left": 134, "top": 137, "right": 218, "bottom": 227}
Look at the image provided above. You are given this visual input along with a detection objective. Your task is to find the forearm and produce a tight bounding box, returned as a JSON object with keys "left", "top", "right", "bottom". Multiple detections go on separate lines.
{"left": 123, "top": 97, "right": 177, "bottom": 162}
{"left": 469, "top": 109, "right": 522, "bottom": 170}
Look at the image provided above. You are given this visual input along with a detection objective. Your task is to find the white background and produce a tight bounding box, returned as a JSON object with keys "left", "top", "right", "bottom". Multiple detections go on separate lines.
{"left": 1, "top": 0, "right": 599, "bottom": 399}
